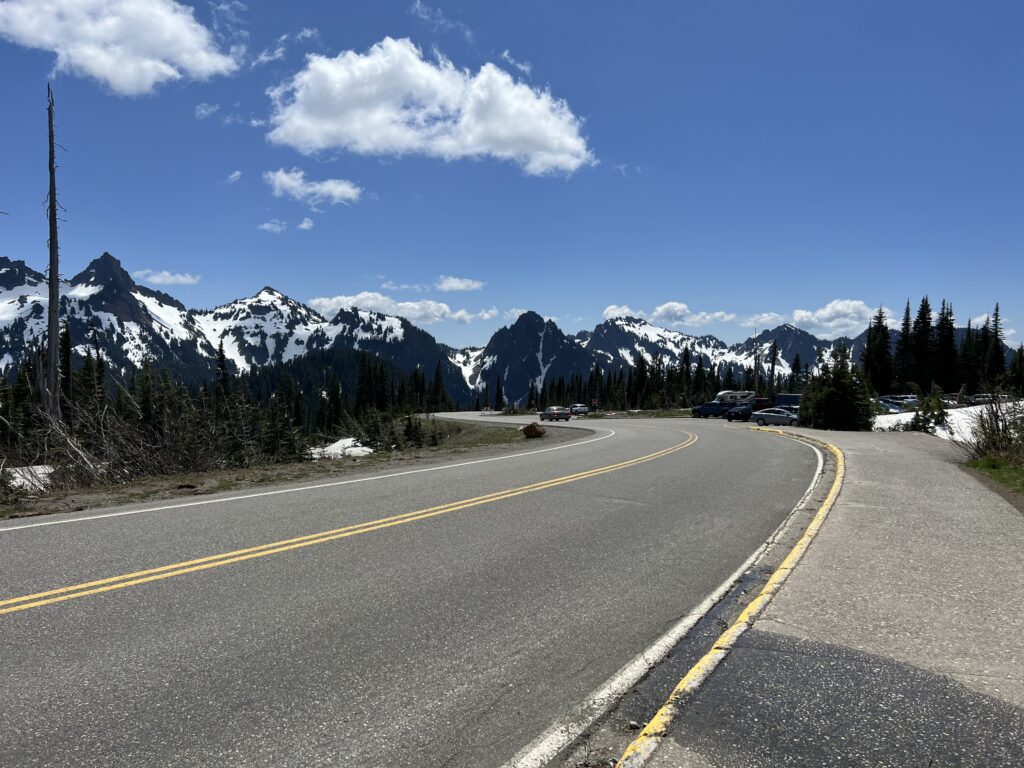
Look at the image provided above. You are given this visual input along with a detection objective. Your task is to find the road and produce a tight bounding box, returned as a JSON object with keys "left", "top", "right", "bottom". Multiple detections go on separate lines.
{"left": 0, "top": 415, "right": 817, "bottom": 767}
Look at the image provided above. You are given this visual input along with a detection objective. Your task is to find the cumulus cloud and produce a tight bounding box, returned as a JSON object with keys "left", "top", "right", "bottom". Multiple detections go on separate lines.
{"left": 263, "top": 167, "right": 362, "bottom": 209}
{"left": 409, "top": 1, "right": 473, "bottom": 42}
{"left": 0, "top": 0, "right": 239, "bottom": 95}
{"left": 740, "top": 312, "right": 788, "bottom": 328}
{"left": 603, "top": 304, "right": 643, "bottom": 321}
{"left": 297, "top": 217, "right": 314, "bottom": 230}
{"left": 436, "top": 275, "right": 484, "bottom": 292}
{"left": 792, "top": 299, "right": 882, "bottom": 339}
{"left": 308, "top": 291, "right": 494, "bottom": 325}
{"left": 133, "top": 269, "right": 200, "bottom": 285}
{"left": 505, "top": 307, "right": 529, "bottom": 321}
{"left": 225, "top": 169, "right": 242, "bottom": 184}
{"left": 195, "top": 102, "right": 220, "bottom": 119}
{"left": 267, "top": 37, "right": 594, "bottom": 176}
{"left": 648, "top": 301, "right": 736, "bottom": 327}
{"left": 257, "top": 219, "right": 287, "bottom": 233}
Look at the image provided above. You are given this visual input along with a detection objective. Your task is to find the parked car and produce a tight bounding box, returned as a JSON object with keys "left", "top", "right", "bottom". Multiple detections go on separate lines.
{"left": 570, "top": 403, "right": 590, "bottom": 415}
{"left": 726, "top": 404, "right": 751, "bottom": 422}
{"left": 539, "top": 406, "right": 572, "bottom": 421}
{"left": 751, "top": 407, "right": 798, "bottom": 427}
{"left": 691, "top": 401, "right": 737, "bottom": 418}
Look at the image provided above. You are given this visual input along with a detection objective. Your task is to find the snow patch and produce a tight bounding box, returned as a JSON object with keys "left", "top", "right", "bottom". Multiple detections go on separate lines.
{"left": 310, "top": 437, "right": 374, "bottom": 458}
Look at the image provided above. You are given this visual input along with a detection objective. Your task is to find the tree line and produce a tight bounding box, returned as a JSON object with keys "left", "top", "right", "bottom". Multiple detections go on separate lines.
{"left": 861, "top": 298, "right": 1024, "bottom": 396}
{"left": 0, "top": 326, "right": 460, "bottom": 494}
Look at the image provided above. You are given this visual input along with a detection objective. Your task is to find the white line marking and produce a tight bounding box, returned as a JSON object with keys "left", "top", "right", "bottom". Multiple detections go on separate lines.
{"left": 501, "top": 439, "right": 824, "bottom": 768}
{"left": 0, "top": 429, "right": 616, "bottom": 533}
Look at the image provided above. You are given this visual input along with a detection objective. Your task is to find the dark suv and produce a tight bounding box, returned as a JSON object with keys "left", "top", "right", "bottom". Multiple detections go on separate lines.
{"left": 691, "top": 401, "right": 738, "bottom": 418}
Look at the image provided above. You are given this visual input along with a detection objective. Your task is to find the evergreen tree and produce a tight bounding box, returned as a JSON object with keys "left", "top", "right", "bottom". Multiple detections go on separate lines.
{"left": 984, "top": 303, "right": 1006, "bottom": 385}
{"left": 798, "top": 344, "right": 873, "bottom": 431}
{"left": 494, "top": 376, "right": 505, "bottom": 411}
{"left": 861, "top": 307, "right": 893, "bottom": 395}
{"left": 910, "top": 296, "right": 934, "bottom": 391}
{"left": 893, "top": 300, "right": 913, "bottom": 389}
{"left": 1008, "top": 344, "right": 1024, "bottom": 394}
{"left": 933, "top": 300, "right": 959, "bottom": 393}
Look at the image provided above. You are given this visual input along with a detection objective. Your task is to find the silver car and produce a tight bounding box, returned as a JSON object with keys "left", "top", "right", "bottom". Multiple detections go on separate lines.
{"left": 751, "top": 407, "right": 798, "bottom": 427}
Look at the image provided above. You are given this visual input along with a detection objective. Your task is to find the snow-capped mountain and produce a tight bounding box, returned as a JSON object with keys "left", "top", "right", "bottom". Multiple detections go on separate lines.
{"left": 191, "top": 287, "right": 327, "bottom": 369}
{"left": 1, "top": 253, "right": 217, "bottom": 379}
{"left": 452, "top": 311, "right": 595, "bottom": 401}
{"left": 0, "top": 253, "right": 471, "bottom": 401}
{"left": 4, "top": 252, "right": 1013, "bottom": 407}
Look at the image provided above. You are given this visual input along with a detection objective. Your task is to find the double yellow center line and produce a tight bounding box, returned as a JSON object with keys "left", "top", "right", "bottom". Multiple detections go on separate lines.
{"left": 1, "top": 432, "right": 697, "bottom": 616}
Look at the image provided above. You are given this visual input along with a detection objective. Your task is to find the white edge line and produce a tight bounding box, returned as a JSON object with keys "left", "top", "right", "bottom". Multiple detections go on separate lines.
{"left": 501, "top": 439, "right": 825, "bottom": 768}
{"left": 0, "top": 428, "right": 616, "bottom": 533}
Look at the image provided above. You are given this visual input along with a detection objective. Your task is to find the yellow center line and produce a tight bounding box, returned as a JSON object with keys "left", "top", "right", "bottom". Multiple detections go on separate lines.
{"left": 1, "top": 433, "right": 698, "bottom": 616}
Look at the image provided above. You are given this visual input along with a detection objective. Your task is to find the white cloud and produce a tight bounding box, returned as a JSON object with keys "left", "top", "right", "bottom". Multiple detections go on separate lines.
{"left": 133, "top": 268, "right": 200, "bottom": 285}
{"left": 409, "top": 1, "right": 472, "bottom": 42}
{"left": 297, "top": 217, "right": 314, "bottom": 230}
{"left": 263, "top": 167, "right": 362, "bottom": 209}
{"left": 225, "top": 169, "right": 242, "bottom": 184}
{"left": 792, "top": 299, "right": 881, "bottom": 339}
{"left": 971, "top": 313, "right": 991, "bottom": 327}
{"left": 0, "top": 0, "right": 239, "bottom": 95}
{"left": 501, "top": 49, "right": 531, "bottom": 75}
{"left": 603, "top": 304, "right": 643, "bottom": 320}
{"left": 650, "top": 302, "right": 690, "bottom": 325}
{"left": 436, "top": 275, "right": 484, "bottom": 292}
{"left": 267, "top": 37, "right": 594, "bottom": 176}
{"left": 682, "top": 310, "right": 737, "bottom": 326}
{"left": 381, "top": 280, "right": 429, "bottom": 293}
{"left": 505, "top": 307, "right": 529, "bottom": 321}
{"left": 740, "top": 312, "right": 787, "bottom": 328}
{"left": 195, "top": 102, "right": 220, "bottom": 119}
{"left": 257, "top": 219, "right": 287, "bottom": 233}
{"left": 308, "top": 291, "right": 493, "bottom": 325}
{"left": 253, "top": 38, "right": 286, "bottom": 66}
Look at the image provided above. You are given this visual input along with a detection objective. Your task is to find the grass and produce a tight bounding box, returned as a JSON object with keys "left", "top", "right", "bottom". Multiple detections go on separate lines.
{"left": 966, "top": 455, "right": 1024, "bottom": 497}
{"left": 1, "top": 421, "right": 537, "bottom": 520}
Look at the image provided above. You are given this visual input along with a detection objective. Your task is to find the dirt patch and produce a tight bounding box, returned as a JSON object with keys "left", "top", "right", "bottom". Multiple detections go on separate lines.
{"left": 1, "top": 422, "right": 589, "bottom": 520}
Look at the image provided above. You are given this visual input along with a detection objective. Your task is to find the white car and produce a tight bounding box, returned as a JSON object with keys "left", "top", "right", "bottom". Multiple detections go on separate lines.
{"left": 570, "top": 403, "right": 590, "bottom": 415}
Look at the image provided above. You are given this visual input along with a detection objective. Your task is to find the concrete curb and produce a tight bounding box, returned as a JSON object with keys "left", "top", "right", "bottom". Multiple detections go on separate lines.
{"left": 616, "top": 429, "right": 846, "bottom": 767}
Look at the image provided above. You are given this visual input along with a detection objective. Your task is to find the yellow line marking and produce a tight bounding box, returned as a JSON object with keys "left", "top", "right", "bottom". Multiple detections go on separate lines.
{"left": 616, "top": 430, "right": 844, "bottom": 767}
{"left": 1, "top": 433, "right": 698, "bottom": 617}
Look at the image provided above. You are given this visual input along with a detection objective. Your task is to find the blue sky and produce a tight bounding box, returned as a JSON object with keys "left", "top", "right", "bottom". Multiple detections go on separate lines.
{"left": 1, "top": 1, "right": 1021, "bottom": 347}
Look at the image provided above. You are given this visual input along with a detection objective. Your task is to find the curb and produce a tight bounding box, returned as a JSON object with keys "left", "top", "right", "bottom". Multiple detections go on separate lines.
{"left": 616, "top": 429, "right": 846, "bottom": 767}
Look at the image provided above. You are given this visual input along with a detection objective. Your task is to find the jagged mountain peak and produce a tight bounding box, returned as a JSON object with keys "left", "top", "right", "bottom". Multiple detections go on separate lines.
{"left": 71, "top": 252, "right": 134, "bottom": 288}
{"left": 0, "top": 257, "right": 46, "bottom": 290}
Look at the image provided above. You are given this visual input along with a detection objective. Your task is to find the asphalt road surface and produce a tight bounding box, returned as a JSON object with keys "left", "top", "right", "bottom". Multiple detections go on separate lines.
{"left": 0, "top": 415, "right": 816, "bottom": 768}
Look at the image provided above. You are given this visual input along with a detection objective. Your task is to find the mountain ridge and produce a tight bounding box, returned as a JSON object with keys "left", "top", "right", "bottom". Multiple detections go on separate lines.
{"left": 1, "top": 253, "right": 1016, "bottom": 405}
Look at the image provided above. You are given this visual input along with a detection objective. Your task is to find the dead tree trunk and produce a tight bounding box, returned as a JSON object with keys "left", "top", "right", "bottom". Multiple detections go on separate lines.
{"left": 45, "top": 84, "right": 62, "bottom": 420}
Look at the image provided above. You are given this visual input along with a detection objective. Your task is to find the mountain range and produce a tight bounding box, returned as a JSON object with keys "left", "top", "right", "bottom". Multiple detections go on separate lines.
{"left": 0, "top": 253, "right": 1011, "bottom": 405}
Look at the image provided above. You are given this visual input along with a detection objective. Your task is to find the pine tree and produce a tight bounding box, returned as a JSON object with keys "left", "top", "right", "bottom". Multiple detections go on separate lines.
{"left": 798, "top": 344, "right": 873, "bottom": 430}
{"left": 494, "top": 376, "right": 505, "bottom": 411}
{"left": 911, "top": 296, "right": 934, "bottom": 392}
{"left": 893, "top": 300, "right": 913, "bottom": 390}
{"left": 861, "top": 307, "right": 893, "bottom": 395}
{"left": 933, "top": 300, "right": 959, "bottom": 393}
{"left": 984, "top": 303, "right": 1006, "bottom": 385}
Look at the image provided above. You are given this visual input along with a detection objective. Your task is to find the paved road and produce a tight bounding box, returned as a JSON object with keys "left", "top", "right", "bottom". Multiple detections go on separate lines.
{"left": 0, "top": 416, "right": 816, "bottom": 767}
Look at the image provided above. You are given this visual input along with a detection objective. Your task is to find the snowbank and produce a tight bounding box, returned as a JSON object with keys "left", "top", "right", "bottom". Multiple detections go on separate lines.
{"left": 873, "top": 402, "right": 1023, "bottom": 442}
{"left": 3, "top": 465, "right": 53, "bottom": 492}
{"left": 309, "top": 437, "right": 374, "bottom": 459}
